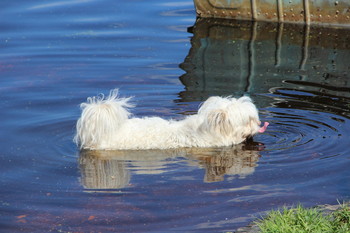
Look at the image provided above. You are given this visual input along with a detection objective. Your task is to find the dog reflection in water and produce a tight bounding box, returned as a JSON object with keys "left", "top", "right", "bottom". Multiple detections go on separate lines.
{"left": 75, "top": 89, "right": 268, "bottom": 150}
{"left": 188, "top": 143, "right": 261, "bottom": 182}
{"left": 79, "top": 143, "right": 262, "bottom": 190}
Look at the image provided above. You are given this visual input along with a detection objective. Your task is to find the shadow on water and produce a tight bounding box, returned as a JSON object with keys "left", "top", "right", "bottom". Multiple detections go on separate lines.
{"left": 179, "top": 18, "right": 350, "bottom": 103}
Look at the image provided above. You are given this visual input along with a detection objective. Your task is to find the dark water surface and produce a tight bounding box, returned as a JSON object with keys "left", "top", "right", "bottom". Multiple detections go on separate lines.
{"left": 1, "top": 0, "right": 350, "bottom": 232}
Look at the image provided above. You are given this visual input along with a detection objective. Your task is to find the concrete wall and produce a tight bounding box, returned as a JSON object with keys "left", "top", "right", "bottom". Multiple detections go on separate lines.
{"left": 194, "top": 0, "right": 350, "bottom": 27}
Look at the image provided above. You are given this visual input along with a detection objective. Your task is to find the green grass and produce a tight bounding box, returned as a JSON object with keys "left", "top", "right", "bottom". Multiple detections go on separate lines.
{"left": 255, "top": 202, "right": 350, "bottom": 233}
{"left": 332, "top": 202, "right": 350, "bottom": 233}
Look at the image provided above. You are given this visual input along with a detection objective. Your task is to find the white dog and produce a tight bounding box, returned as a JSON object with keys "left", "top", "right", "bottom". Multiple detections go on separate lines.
{"left": 75, "top": 89, "right": 268, "bottom": 150}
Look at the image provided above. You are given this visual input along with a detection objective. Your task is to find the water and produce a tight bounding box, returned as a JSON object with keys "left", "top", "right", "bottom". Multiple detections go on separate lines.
{"left": 1, "top": 1, "right": 350, "bottom": 232}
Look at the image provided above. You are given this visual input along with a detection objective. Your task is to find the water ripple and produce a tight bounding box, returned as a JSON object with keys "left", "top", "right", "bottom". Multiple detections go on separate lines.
{"left": 258, "top": 86, "right": 349, "bottom": 164}
{"left": 28, "top": 0, "right": 95, "bottom": 10}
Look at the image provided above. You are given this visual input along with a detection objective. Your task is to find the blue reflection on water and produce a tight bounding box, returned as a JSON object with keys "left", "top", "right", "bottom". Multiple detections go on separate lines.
{"left": 1, "top": 0, "right": 350, "bottom": 232}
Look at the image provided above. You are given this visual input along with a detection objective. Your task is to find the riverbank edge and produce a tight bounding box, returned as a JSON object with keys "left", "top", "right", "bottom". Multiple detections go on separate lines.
{"left": 235, "top": 202, "right": 349, "bottom": 233}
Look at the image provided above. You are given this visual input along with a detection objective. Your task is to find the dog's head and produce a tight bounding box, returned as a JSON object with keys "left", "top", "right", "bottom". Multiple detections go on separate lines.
{"left": 198, "top": 96, "right": 264, "bottom": 144}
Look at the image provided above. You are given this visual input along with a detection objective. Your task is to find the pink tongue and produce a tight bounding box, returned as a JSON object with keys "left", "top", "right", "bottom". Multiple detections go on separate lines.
{"left": 258, "top": 122, "right": 269, "bottom": 133}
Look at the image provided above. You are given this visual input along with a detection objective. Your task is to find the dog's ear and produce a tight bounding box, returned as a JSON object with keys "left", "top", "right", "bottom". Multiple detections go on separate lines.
{"left": 198, "top": 96, "right": 225, "bottom": 115}
{"left": 237, "top": 96, "right": 253, "bottom": 103}
{"left": 205, "top": 110, "right": 233, "bottom": 136}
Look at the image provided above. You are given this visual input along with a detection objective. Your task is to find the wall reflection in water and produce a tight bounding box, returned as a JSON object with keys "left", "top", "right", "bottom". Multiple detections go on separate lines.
{"left": 79, "top": 142, "right": 262, "bottom": 190}
{"left": 179, "top": 18, "right": 350, "bottom": 103}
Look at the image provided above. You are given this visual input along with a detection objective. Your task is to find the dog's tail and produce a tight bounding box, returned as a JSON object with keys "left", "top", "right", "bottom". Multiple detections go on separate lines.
{"left": 74, "top": 89, "right": 133, "bottom": 149}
